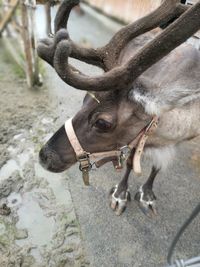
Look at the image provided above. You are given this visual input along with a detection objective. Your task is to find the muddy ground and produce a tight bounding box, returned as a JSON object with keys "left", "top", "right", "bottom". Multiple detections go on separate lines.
{"left": 0, "top": 41, "right": 88, "bottom": 267}
{"left": 0, "top": 5, "right": 200, "bottom": 267}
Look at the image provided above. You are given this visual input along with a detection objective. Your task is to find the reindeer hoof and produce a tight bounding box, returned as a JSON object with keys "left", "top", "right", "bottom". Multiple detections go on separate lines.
{"left": 109, "top": 185, "right": 131, "bottom": 216}
{"left": 134, "top": 186, "right": 157, "bottom": 218}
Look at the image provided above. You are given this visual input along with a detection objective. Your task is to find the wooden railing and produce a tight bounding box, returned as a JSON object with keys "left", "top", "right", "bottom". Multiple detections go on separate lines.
{"left": 0, "top": 0, "right": 41, "bottom": 88}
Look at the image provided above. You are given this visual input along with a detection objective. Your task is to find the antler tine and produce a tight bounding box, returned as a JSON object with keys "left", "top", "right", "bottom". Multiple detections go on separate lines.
{"left": 55, "top": 0, "right": 105, "bottom": 68}
{"left": 37, "top": 30, "right": 69, "bottom": 67}
{"left": 53, "top": 1, "right": 200, "bottom": 91}
{"left": 45, "top": 0, "right": 188, "bottom": 71}
{"left": 53, "top": 39, "right": 129, "bottom": 91}
{"left": 100, "top": 0, "right": 189, "bottom": 70}
{"left": 37, "top": 0, "right": 105, "bottom": 69}
{"left": 54, "top": 0, "right": 79, "bottom": 33}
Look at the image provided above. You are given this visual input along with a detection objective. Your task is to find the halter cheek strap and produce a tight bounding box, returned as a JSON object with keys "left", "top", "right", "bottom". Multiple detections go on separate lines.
{"left": 132, "top": 117, "right": 158, "bottom": 173}
{"left": 65, "top": 118, "right": 86, "bottom": 157}
{"left": 65, "top": 116, "right": 159, "bottom": 186}
{"left": 65, "top": 118, "right": 91, "bottom": 185}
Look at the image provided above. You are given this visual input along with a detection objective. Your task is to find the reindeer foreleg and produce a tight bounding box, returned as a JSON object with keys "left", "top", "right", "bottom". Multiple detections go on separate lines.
{"left": 135, "top": 166, "right": 160, "bottom": 217}
{"left": 109, "top": 162, "right": 132, "bottom": 216}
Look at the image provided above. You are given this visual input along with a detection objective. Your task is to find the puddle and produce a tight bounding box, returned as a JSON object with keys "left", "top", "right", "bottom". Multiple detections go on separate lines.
{"left": 17, "top": 151, "right": 32, "bottom": 167}
{"left": 16, "top": 192, "right": 54, "bottom": 247}
{"left": 0, "top": 149, "right": 35, "bottom": 181}
{"left": 0, "top": 159, "right": 20, "bottom": 181}
{"left": 35, "top": 163, "right": 71, "bottom": 206}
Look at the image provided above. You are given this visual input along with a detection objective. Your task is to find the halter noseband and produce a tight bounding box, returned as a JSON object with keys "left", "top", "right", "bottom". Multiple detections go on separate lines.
{"left": 65, "top": 116, "right": 158, "bottom": 186}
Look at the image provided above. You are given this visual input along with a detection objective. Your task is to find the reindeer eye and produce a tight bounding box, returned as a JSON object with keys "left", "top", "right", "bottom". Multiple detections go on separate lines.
{"left": 94, "top": 119, "right": 112, "bottom": 131}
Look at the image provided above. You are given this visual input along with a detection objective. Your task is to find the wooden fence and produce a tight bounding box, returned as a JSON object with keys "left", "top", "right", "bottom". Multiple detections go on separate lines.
{"left": 0, "top": 0, "right": 41, "bottom": 88}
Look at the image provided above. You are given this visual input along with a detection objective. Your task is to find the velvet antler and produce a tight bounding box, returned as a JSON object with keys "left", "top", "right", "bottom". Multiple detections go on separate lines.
{"left": 37, "top": 0, "right": 200, "bottom": 91}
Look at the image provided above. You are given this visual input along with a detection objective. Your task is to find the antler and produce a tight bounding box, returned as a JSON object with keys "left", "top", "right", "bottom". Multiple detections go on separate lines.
{"left": 38, "top": 0, "right": 104, "bottom": 69}
{"left": 37, "top": 0, "right": 200, "bottom": 91}
{"left": 100, "top": 0, "right": 190, "bottom": 69}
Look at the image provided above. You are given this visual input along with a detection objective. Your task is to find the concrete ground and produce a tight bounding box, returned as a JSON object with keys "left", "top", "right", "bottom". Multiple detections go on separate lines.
{"left": 40, "top": 5, "right": 200, "bottom": 267}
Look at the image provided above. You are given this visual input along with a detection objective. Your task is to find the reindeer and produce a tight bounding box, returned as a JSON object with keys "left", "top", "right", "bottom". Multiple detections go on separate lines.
{"left": 37, "top": 0, "right": 200, "bottom": 216}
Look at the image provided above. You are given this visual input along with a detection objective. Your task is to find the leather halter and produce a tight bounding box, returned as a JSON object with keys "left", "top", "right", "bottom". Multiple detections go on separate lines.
{"left": 65, "top": 116, "right": 158, "bottom": 186}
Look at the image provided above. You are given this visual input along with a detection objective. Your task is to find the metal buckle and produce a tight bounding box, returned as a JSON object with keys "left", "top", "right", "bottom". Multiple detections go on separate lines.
{"left": 114, "top": 146, "right": 131, "bottom": 170}
{"left": 77, "top": 153, "right": 92, "bottom": 186}
{"left": 120, "top": 145, "right": 131, "bottom": 160}
{"left": 78, "top": 153, "right": 92, "bottom": 171}
{"left": 77, "top": 152, "right": 90, "bottom": 161}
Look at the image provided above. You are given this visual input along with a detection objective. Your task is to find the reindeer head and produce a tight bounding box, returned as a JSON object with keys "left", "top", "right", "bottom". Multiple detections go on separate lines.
{"left": 37, "top": 0, "right": 200, "bottom": 173}
{"left": 39, "top": 87, "right": 153, "bottom": 172}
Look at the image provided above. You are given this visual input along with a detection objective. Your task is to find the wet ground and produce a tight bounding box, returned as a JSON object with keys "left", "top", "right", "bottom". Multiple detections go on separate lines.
{"left": 0, "top": 4, "right": 200, "bottom": 267}
{"left": 0, "top": 37, "right": 87, "bottom": 266}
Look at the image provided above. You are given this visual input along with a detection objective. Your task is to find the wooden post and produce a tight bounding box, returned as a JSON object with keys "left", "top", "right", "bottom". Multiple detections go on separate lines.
{"left": 0, "top": 0, "right": 41, "bottom": 87}
{"left": 29, "top": 0, "right": 42, "bottom": 86}
{"left": 0, "top": 0, "right": 19, "bottom": 35}
{"left": 21, "top": 0, "right": 34, "bottom": 87}
{"left": 21, "top": 0, "right": 41, "bottom": 87}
